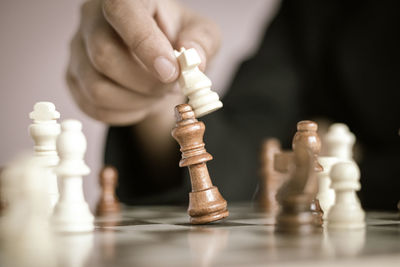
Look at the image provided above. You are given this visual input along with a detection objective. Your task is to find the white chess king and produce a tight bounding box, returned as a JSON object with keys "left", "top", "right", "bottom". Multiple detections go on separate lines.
{"left": 29, "top": 101, "right": 61, "bottom": 212}
{"left": 51, "top": 119, "right": 94, "bottom": 233}
{"left": 327, "top": 161, "right": 365, "bottom": 229}
{"left": 175, "top": 47, "right": 223, "bottom": 118}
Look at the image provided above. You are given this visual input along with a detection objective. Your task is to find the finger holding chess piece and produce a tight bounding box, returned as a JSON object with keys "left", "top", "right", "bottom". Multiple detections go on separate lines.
{"left": 96, "top": 166, "right": 121, "bottom": 216}
{"left": 171, "top": 104, "right": 228, "bottom": 224}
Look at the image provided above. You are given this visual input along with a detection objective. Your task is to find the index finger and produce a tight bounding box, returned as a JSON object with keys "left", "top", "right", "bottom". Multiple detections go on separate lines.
{"left": 102, "top": 0, "right": 179, "bottom": 83}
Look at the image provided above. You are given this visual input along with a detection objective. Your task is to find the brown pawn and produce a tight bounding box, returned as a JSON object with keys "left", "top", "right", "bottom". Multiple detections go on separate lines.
{"left": 292, "top": 120, "right": 324, "bottom": 226}
{"left": 258, "top": 138, "right": 289, "bottom": 213}
{"left": 275, "top": 144, "right": 318, "bottom": 234}
{"left": 96, "top": 166, "right": 121, "bottom": 216}
{"left": 171, "top": 104, "right": 229, "bottom": 224}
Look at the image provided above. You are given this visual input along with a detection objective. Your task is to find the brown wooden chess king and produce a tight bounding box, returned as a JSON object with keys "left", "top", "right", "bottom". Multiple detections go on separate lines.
{"left": 171, "top": 104, "right": 229, "bottom": 224}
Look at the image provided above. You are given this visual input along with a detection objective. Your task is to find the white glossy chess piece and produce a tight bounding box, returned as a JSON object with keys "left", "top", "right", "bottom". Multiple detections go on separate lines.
{"left": 0, "top": 155, "right": 56, "bottom": 267}
{"left": 327, "top": 162, "right": 365, "bottom": 229}
{"left": 317, "top": 156, "right": 338, "bottom": 219}
{"left": 29, "top": 101, "right": 61, "bottom": 212}
{"left": 51, "top": 119, "right": 94, "bottom": 233}
{"left": 175, "top": 47, "right": 223, "bottom": 118}
{"left": 323, "top": 123, "right": 355, "bottom": 161}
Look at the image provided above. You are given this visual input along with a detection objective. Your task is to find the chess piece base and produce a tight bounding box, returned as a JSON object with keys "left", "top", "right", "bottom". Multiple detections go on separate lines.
{"left": 96, "top": 202, "right": 121, "bottom": 216}
{"left": 190, "top": 209, "right": 229, "bottom": 225}
{"left": 188, "top": 186, "right": 229, "bottom": 224}
{"left": 276, "top": 211, "right": 318, "bottom": 234}
{"left": 52, "top": 203, "right": 94, "bottom": 233}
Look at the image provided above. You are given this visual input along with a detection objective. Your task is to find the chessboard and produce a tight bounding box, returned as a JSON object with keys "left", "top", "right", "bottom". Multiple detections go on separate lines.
{"left": 50, "top": 204, "right": 400, "bottom": 267}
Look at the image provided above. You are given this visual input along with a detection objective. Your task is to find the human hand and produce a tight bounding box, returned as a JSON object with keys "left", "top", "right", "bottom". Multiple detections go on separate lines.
{"left": 66, "top": 0, "right": 220, "bottom": 125}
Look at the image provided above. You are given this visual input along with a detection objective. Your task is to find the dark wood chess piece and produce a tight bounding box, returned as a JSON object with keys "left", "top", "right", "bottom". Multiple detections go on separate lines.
{"left": 259, "top": 138, "right": 289, "bottom": 213}
{"left": 275, "top": 144, "right": 318, "bottom": 234}
{"left": 292, "top": 121, "right": 324, "bottom": 226}
{"left": 96, "top": 166, "right": 121, "bottom": 216}
{"left": 171, "top": 104, "right": 229, "bottom": 224}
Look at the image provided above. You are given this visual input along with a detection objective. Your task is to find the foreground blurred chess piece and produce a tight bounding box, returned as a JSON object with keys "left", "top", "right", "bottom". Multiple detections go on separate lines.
{"left": 51, "top": 120, "right": 94, "bottom": 233}
{"left": 55, "top": 233, "right": 94, "bottom": 267}
{"left": 0, "top": 156, "right": 56, "bottom": 267}
{"left": 275, "top": 144, "right": 318, "bottom": 234}
{"left": 327, "top": 162, "right": 365, "bottom": 229}
{"left": 171, "top": 104, "right": 228, "bottom": 224}
{"left": 317, "top": 157, "right": 338, "bottom": 219}
{"left": 325, "top": 229, "right": 366, "bottom": 257}
{"left": 175, "top": 47, "right": 223, "bottom": 118}
{"left": 29, "top": 102, "right": 61, "bottom": 212}
{"left": 258, "top": 138, "right": 289, "bottom": 213}
{"left": 96, "top": 166, "right": 120, "bottom": 216}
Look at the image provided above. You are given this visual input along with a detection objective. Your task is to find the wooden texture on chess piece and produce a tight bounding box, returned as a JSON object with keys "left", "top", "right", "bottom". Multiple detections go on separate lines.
{"left": 292, "top": 121, "right": 324, "bottom": 226}
{"left": 275, "top": 144, "right": 319, "bottom": 234}
{"left": 258, "top": 138, "right": 289, "bottom": 213}
{"left": 96, "top": 166, "right": 121, "bottom": 216}
{"left": 171, "top": 104, "right": 228, "bottom": 224}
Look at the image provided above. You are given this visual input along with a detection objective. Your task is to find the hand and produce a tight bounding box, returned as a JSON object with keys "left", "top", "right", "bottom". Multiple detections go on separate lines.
{"left": 66, "top": 0, "right": 220, "bottom": 125}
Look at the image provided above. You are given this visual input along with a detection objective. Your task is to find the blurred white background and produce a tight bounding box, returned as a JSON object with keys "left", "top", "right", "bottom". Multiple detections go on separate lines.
{"left": 0, "top": 0, "right": 279, "bottom": 209}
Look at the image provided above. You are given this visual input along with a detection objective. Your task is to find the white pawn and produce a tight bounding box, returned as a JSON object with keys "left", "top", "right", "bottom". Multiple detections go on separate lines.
{"left": 317, "top": 156, "right": 338, "bottom": 218}
{"left": 323, "top": 123, "right": 355, "bottom": 161}
{"left": 29, "top": 101, "right": 61, "bottom": 212}
{"left": 51, "top": 119, "right": 94, "bottom": 233}
{"left": 175, "top": 47, "right": 223, "bottom": 118}
{"left": 327, "top": 162, "right": 365, "bottom": 229}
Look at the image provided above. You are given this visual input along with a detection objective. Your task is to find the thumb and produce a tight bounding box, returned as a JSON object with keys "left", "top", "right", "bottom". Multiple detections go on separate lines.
{"left": 175, "top": 13, "right": 221, "bottom": 71}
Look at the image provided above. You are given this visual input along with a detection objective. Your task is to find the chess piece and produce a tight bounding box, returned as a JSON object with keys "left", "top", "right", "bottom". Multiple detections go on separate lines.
{"left": 175, "top": 47, "right": 223, "bottom": 118}
{"left": 327, "top": 162, "right": 365, "bottom": 229}
{"left": 171, "top": 104, "right": 228, "bottom": 224}
{"left": 29, "top": 101, "right": 61, "bottom": 212}
{"left": 0, "top": 156, "right": 56, "bottom": 267}
{"left": 96, "top": 166, "right": 121, "bottom": 216}
{"left": 275, "top": 144, "right": 318, "bottom": 234}
{"left": 323, "top": 123, "right": 355, "bottom": 161}
{"left": 317, "top": 156, "right": 339, "bottom": 218}
{"left": 51, "top": 120, "right": 94, "bottom": 233}
{"left": 258, "top": 138, "right": 288, "bottom": 213}
{"left": 292, "top": 120, "right": 324, "bottom": 226}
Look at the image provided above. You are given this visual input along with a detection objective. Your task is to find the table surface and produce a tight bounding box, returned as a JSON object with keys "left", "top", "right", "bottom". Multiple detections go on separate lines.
{"left": 2, "top": 204, "right": 400, "bottom": 267}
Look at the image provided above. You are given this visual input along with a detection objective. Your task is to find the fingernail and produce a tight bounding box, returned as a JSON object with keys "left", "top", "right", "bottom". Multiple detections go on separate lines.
{"left": 154, "top": 56, "right": 176, "bottom": 82}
